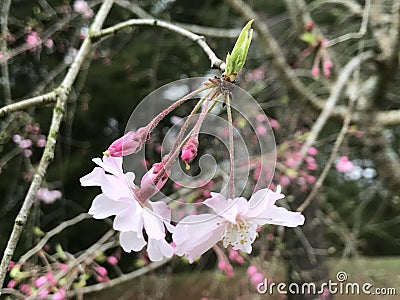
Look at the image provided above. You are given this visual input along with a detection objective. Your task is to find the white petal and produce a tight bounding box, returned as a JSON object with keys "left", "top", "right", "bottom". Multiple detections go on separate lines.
{"left": 150, "top": 201, "right": 171, "bottom": 221}
{"left": 113, "top": 202, "right": 143, "bottom": 232}
{"left": 88, "top": 194, "right": 129, "bottom": 219}
{"left": 143, "top": 208, "right": 165, "bottom": 240}
{"left": 147, "top": 239, "right": 174, "bottom": 261}
{"left": 172, "top": 214, "right": 225, "bottom": 263}
{"left": 203, "top": 192, "right": 228, "bottom": 214}
{"left": 80, "top": 167, "right": 104, "bottom": 186}
{"left": 120, "top": 231, "right": 146, "bottom": 252}
{"left": 92, "top": 157, "right": 122, "bottom": 176}
{"left": 247, "top": 188, "right": 285, "bottom": 219}
{"left": 253, "top": 206, "right": 305, "bottom": 227}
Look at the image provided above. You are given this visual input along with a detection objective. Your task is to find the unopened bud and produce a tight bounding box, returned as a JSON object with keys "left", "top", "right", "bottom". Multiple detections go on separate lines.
{"left": 181, "top": 137, "right": 199, "bottom": 170}
{"left": 140, "top": 162, "right": 169, "bottom": 200}
{"left": 104, "top": 127, "right": 148, "bottom": 157}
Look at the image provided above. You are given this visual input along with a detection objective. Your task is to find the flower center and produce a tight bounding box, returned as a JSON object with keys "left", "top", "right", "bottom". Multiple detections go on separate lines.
{"left": 222, "top": 218, "right": 257, "bottom": 251}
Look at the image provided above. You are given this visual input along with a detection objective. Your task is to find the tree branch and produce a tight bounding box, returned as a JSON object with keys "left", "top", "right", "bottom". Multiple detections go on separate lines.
{"left": 1, "top": 0, "right": 12, "bottom": 105}
{"left": 294, "top": 51, "right": 373, "bottom": 169}
{"left": 19, "top": 213, "right": 91, "bottom": 264}
{"left": 92, "top": 19, "right": 226, "bottom": 71}
{"left": 0, "top": 0, "right": 115, "bottom": 291}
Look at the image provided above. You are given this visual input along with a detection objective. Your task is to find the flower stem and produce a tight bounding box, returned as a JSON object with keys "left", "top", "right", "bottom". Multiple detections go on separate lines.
{"left": 226, "top": 93, "right": 235, "bottom": 199}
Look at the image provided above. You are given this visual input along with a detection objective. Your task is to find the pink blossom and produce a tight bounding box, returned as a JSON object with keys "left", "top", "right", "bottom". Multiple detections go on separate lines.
{"left": 279, "top": 175, "right": 290, "bottom": 186}
{"left": 311, "top": 67, "right": 319, "bottom": 77}
{"left": 308, "top": 147, "right": 318, "bottom": 156}
{"left": 323, "top": 60, "right": 333, "bottom": 70}
{"left": 306, "top": 175, "right": 316, "bottom": 184}
{"left": 181, "top": 137, "right": 199, "bottom": 168}
{"left": 247, "top": 266, "right": 257, "bottom": 276}
{"left": 307, "top": 162, "right": 318, "bottom": 171}
{"left": 104, "top": 128, "right": 147, "bottom": 157}
{"left": 73, "top": 0, "right": 94, "bottom": 18}
{"left": 323, "top": 69, "right": 331, "bottom": 78}
{"left": 355, "top": 130, "right": 363, "bottom": 138}
{"left": 336, "top": 156, "right": 354, "bottom": 173}
{"left": 269, "top": 119, "right": 280, "bottom": 129}
{"left": 256, "top": 125, "right": 267, "bottom": 135}
{"left": 53, "top": 288, "right": 66, "bottom": 300}
{"left": 19, "top": 284, "right": 33, "bottom": 296}
{"left": 305, "top": 21, "right": 314, "bottom": 31}
{"left": 36, "top": 188, "right": 62, "bottom": 204}
{"left": 44, "top": 39, "right": 54, "bottom": 49}
{"left": 23, "top": 149, "right": 32, "bottom": 157}
{"left": 95, "top": 266, "right": 107, "bottom": 277}
{"left": 12, "top": 135, "right": 21, "bottom": 144}
{"left": 36, "top": 135, "right": 46, "bottom": 148}
{"left": 250, "top": 272, "right": 264, "bottom": 287}
{"left": 80, "top": 156, "right": 174, "bottom": 261}
{"left": 26, "top": 31, "right": 39, "bottom": 46}
{"left": 39, "top": 288, "right": 50, "bottom": 299}
{"left": 58, "top": 264, "right": 68, "bottom": 271}
{"left": 106, "top": 256, "right": 118, "bottom": 265}
{"left": 8, "top": 261, "right": 15, "bottom": 271}
{"left": 7, "top": 280, "right": 17, "bottom": 288}
{"left": 173, "top": 187, "right": 305, "bottom": 262}
{"left": 35, "top": 276, "right": 48, "bottom": 288}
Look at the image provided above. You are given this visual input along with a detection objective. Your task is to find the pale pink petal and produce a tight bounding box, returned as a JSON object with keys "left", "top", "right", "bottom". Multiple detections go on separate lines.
{"left": 88, "top": 194, "right": 129, "bottom": 219}
{"left": 80, "top": 167, "right": 104, "bottom": 186}
{"left": 203, "top": 192, "right": 229, "bottom": 214}
{"left": 147, "top": 238, "right": 174, "bottom": 261}
{"left": 253, "top": 206, "right": 305, "bottom": 227}
{"left": 149, "top": 201, "right": 175, "bottom": 233}
{"left": 143, "top": 208, "right": 165, "bottom": 240}
{"left": 173, "top": 214, "right": 225, "bottom": 262}
{"left": 120, "top": 231, "right": 146, "bottom": 252}
{"left": 113, "top": 202, "right": 143, "bottom": 232}
{"left": 92, "top": 156, "right": 122, "bottom": 176}
{"left": 246, "top": 188, "right": 284, "bottom": 218}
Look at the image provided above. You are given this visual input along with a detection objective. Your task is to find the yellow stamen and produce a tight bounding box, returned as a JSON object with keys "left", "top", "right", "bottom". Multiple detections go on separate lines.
{"left": 185, "top": 161, "right": 190, "bottom": 170}
{"left": 103, "top": 150, "right": 110, "bottom": 157}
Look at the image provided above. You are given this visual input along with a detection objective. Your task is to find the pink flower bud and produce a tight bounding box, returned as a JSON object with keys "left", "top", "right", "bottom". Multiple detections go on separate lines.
{"left": 7, "top": 280, "right": 17, "bottom": 288}
{"left": 250, "top": 272, "right": 264, "bottom": 287}
{"left": 247, "top": 266, "right": 257, "bottom": 276}
{"left": 53, "top": 288, "right": 66, "bottom": 300}
{"left": 323, "top": 60, "right": 333, "bottom": 70}
{"left": 104, "top": 128, "right": 148, "bottom": 157}
{"left": 323, "top": 69, "right": 331, "bottom": 78}
{"left": 181, "top": 137, "right": 199, "bottom": 170}
{"left": 106, "top": 256, "right": 118, "bottom": 265}
{"left": 95, "top": 266, "right": 108, "bottom": 277}
{"left": 305, "top": 21, "right": 314, "bottom": 31}
{"left": 218, "top": 261, "right": 227, "bottom": 271}
{"left": 35, "top": 276, "right": 48, "bottom": 288}
{"left": 311, "top": 67, "right": 319, "bottom": 77}
{"left": 308, "top": 147, "right": 318, "bottom": 156}
{"left": 139, "top": 162, "right": 169, "bottom": 200}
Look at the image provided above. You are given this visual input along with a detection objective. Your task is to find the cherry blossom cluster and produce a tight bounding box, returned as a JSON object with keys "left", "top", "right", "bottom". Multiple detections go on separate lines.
{"left": 80, "top": 80, "right": 305, "bottom": 264}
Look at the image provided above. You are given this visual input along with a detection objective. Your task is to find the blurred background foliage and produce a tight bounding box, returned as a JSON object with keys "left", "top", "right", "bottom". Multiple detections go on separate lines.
{"left": 1, "top": 0, "right": 400, "bottom": 298}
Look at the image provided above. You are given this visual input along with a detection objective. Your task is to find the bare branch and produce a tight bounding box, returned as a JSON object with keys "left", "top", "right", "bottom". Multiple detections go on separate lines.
{"left": 327, "top": 0, "right": 371, "bottom": 47}
{"left": 19, "top": 213, "right": 91, "bottom": 264}
{"left": 294, "top": 51, "right": 373, "bottom": 169}
{"left": 92, "top": 19, "right": 226, "bottom": 71}
{"left": 1, "top": 0, "right": 12, "bottom": 105}
{"left": 67, "top": 258, "right": 172, "bottom": 297}
{"left": 297, "top": 84, "right": 357, "bottom": 212}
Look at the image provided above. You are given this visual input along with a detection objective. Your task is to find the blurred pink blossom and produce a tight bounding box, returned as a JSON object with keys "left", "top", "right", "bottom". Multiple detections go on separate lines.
{"left": 36, "top": 188, "right": 62, "bottom": 204}
{"left": 336, "top": 156, "right": 354, "bottom": 173}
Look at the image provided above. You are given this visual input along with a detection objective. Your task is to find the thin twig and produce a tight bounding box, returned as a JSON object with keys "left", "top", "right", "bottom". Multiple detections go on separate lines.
{"left": 92, "top": 19, "right": 226, "bottom": 71}
{"left": 297, "top": 91, "right": 357, "bottom": 212}
{"left": 19, "top": 213, "right": 91, "bottom": 264}
{"left": 327, "top": 0, "right": 371, "bottom": 47}
{"left": 0, "top": 0, "right": 115, "bottom": 291}
{"left": 293, "top": 51, "right": 373, "bottom": 170}
{"left": 67, "top": 258, "right": 172, "bottom": 297}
